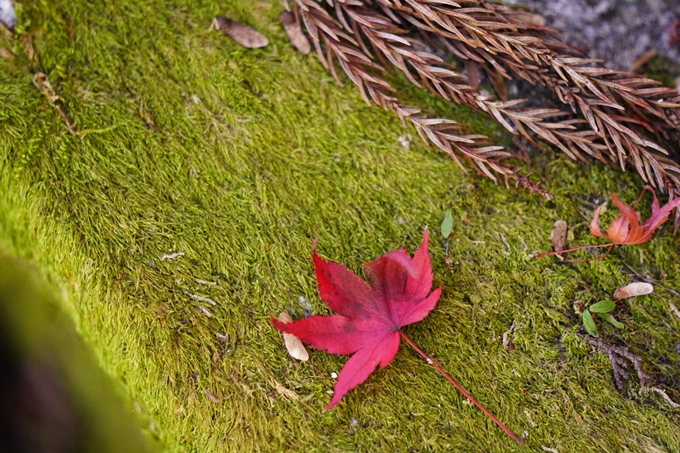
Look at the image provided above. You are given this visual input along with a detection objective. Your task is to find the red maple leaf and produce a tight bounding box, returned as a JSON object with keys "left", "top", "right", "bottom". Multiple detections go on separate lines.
{"left": 589, "top": 186, "right": 680, "bottom": 244}
{"left": 537, "top": 186, "right": 680, "bottom": 260}
{"left": 271, "top": 229, "right": 522, "bottom": 444}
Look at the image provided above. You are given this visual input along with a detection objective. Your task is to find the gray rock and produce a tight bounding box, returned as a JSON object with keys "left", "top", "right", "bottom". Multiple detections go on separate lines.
{"left": 0, "top": 0, "right": 16, "bottom": 30}
{"left": 520, "top": 0, "right": 680, "bottom": 70}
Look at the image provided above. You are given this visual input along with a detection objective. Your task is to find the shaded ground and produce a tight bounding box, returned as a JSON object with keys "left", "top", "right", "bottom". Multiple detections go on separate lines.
{"left": 1, "top": 1, "right": 680, "bottom": 452}
{"left": 0, "top": 255, "right": 155, "bottom": 453}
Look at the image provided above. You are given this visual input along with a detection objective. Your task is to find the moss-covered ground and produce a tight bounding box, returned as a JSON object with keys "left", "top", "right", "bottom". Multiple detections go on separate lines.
{"left": 1, "top": 0, "right": 680, "bottom": 451}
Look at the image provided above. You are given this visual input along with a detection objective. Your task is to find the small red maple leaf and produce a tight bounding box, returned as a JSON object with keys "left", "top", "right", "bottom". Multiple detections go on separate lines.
{"left": 590, "top": 186, "right": 680, "bottom": 244}
{"left": 272, "top": 229, "right": 522, "bottom": 444}
{"left": 537, "top": 186, "right": 680, "bottom": 260}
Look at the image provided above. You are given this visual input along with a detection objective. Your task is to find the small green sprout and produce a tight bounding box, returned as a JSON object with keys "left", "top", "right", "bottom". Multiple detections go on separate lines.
{"left": 441, "top": 209, "right": 454, "bottom": 239}
{"left": 581, "top": 300, "right": 623, "bottom": 337}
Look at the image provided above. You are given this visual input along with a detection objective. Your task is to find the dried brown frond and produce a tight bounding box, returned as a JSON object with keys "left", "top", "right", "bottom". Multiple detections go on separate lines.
{"left": 378, "top": 0, "right": 680, "bottom": 125}
{"left": 367, "top": 0, "right": 680, "bottom": 195}
{"left": 294, "top": 0, "right": 552, "bottom": 198}
{"left": 334, "top": 3, "right": 612, "bottom": 166}
{"left": 317, "top": 0, "right": 680, "bottom": 231}
{"left": 579, "top": 334, "right": 651, "bottom": 391}
{"left": 294, "top": 0, "right": 680, "bottom": 219}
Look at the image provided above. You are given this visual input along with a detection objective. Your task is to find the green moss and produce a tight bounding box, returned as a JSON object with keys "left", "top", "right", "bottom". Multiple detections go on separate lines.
{"left": 0, "top": 0, "right": 679, "bottom": 452}
{"left": 645, "top": 55, "right": 680, "bottom": 88}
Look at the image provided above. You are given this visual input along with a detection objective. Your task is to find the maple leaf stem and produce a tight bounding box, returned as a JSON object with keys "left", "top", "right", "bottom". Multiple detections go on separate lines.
{"left": 398, "top": 331, "right": 524, "bottom": 445}
{"left": 563, "top": 244, "right": 615, "bottom": 263}
{"left": 534, "top": 242, "right": 615, "bottom": 259}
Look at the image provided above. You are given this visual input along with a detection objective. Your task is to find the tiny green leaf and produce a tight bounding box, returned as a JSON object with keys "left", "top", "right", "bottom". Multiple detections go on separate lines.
{"left": 599, "top": 313, "right": 624, "bottom": 329}
{"left": 441, "top": 210, "right": 454, "bottom": 239}
{"left": 582, "top": 309, "right": 598, "bottom": 337}
{"left": 589, "top": 300, "right": 615, "bottom": 313}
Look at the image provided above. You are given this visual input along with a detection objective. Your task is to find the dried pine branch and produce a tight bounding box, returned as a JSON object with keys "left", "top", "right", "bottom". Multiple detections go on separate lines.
{"left": 369, "top": 0, "right": 680, "bottom": 195}
{"left": 295, "top": 0, "right": 552, "bottom": 197}
{"left": 377, "top": 0, "right": 680, "bottom": 132}
{"left": 334, "top": 4, "right": 613, "bottom": 167}
{"left": 318, "top": 0, "right": 680, "bottom": 227}
{"left": 488, "top": 2, "right": 680, "bottom": 134}
{"left": 293, "top": 0, "right": 680, "bottom": 223}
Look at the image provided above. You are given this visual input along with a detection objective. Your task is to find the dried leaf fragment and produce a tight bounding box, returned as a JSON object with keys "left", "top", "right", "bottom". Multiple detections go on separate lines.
{"left": 271, "top": 378, "right": 300, "bottom": 401}
{"left": 0, "top": 47, "right": 14, "bottom": 60}
{"left": 550, "top": 220, "right": 567, "bottom": 253}
{"left": 161, "top": 251, "right": 185, "bottom": 260}
{"left": 205, "top": 389, "right": 225, "bottom": 403}
{"left": 613, "top": 282, "right": 653, "bottom": 300}
{"left": 32, "top": 72, "right": 60, "bottom": 102}
{"left": 280, "top": 11, "right": 310, "bottom": 54}
{"left": 213, "top": 17, "right": 268, "bottom": 49}
{"left": 32, "top": 72, "right": 76, "bottom": 136}
{"left": 278, "top": 312, "right": 309, "bottom": 361}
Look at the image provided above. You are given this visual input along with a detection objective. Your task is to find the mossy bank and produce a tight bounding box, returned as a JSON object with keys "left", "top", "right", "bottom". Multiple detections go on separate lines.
{"left": 1, "top": 0, "right": 679, "bottom": 451}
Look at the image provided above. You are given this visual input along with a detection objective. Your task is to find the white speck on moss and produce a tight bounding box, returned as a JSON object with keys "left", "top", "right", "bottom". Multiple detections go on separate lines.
{"left": 190, "top": 294, "right": 217, "bottom": 305}
{"left": 162, "top": 251, "right": 185, "bottom": 260}
{"left": 398, "top": 135, "right": 411, "bottom": 149}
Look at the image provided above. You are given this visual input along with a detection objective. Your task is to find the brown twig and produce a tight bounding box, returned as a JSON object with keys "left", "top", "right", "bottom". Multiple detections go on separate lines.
{"left": 580, "top": 334, "right": 651, "bottom": 391}
{"left": 32, "top": 72, "right": 76, "bottom": 136}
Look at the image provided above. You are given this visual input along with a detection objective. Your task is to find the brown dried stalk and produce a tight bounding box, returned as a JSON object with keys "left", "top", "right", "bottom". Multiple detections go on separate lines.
{"left": 369, "top": 0, "right": 680, "bottom": 196}
{"left": 326, "top": 0, "right": 680, "bottom": 227}
{"left": 377, "top": 0, "right": 680, "bottom": 132}
{"left": 295, "top": 0, "right": 552, "bottom": 197}
{"left": 334, "top": 4, "right": 612, "bottom": 167}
